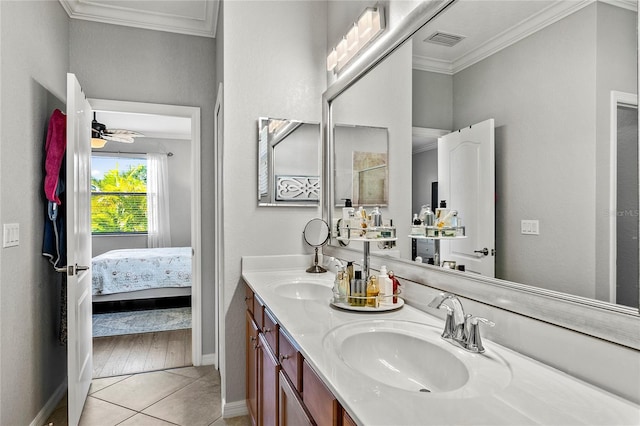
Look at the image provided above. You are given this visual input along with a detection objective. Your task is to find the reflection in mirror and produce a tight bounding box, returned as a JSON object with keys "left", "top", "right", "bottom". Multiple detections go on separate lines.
{"left": 334, "top": 124, "right": 389, "bottom": 206}
{"left": 328, "top": 0, "right": 638, "bottom": 310}
{"left": 258, "top": 117, "right": 320, "bottom": 206}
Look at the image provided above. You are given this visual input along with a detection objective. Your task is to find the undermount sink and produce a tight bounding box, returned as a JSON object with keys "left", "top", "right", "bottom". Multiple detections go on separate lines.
{"left": 271, "top": 280, "right": 333, "bottom": 300}
{"left": 323, "top": 319, "right": 512, "bottom": 396}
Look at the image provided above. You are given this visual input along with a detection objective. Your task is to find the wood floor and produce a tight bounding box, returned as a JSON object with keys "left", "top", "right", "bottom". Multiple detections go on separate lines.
{"left": 93, "top": 329, "right": 192, "bottom": 379}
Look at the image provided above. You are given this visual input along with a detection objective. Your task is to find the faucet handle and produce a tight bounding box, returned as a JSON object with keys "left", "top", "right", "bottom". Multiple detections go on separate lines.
{"left": 465, "top": 316, "right": 495, "bottom": 353}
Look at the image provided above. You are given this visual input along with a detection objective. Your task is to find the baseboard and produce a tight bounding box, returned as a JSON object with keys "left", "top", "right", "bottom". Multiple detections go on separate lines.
{"left": 201, "top": 352, "right": 218, "bottom": 368}
{"left": 222, "top": 399, "right": 249, "bottom": 418}
{"left": 30, "top": 378, "right": 67, "bottom": 426}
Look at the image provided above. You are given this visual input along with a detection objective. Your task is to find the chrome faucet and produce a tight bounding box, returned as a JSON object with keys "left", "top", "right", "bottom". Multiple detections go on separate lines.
{"left": 428, "top": 292, "right": 495, "bottom": 353}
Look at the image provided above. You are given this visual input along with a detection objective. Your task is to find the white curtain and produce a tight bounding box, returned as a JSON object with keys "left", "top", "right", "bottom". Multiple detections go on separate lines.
{"left": 147, "top": 153, "right": 172, "bottom": 248}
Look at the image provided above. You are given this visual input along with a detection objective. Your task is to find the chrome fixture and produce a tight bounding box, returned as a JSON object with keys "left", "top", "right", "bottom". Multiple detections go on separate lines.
{"left": 428, "top": 293, "right": 495, "bottom": 353}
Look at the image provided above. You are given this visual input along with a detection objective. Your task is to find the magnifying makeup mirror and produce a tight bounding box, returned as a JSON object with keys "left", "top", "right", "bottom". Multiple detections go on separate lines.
{"left": 303, "top": 218, "right": 330, "bottom": 273}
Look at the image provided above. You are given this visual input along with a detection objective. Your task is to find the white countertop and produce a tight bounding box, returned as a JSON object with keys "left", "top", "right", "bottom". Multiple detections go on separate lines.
{"left": 242, "top": 256, "right": 640, "bottom": 426}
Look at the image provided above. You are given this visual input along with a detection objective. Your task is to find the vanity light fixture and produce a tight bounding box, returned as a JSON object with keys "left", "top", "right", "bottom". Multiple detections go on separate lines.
{"left": 326, "top": 6, "right": 385, "bottom": 73}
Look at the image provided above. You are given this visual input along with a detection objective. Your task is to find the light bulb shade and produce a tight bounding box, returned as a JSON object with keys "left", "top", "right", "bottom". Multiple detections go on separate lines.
{"left": 347, "top": 24, "right": 359, "bottom": 52}
{"left": 358, "top": 9, "right": 375, "bottom": 43}
{"left": 91, "top": 138, "right": 107, "bottom": 149}
{"left": 336, "top": 37, "right": 348, "bottom": 62}
{"left": 327, "top": 49, "right": 338, "bottom": 71}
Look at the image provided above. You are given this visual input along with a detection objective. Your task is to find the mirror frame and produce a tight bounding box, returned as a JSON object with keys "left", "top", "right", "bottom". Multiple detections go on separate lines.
{"left": 257, "top": 117, "right": 321, "bottom": 207}
{"left": 322, "top": 0, "right": 640, "bottom": 350}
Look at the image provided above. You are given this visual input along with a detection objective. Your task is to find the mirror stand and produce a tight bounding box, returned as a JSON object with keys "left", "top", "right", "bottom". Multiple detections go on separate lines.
{"left": 306, "top": 247, "right": 327, "bottom": 273}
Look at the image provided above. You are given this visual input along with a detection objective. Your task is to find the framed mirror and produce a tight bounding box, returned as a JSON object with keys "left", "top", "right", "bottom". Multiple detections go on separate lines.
{"left": 258, "top": 117, "right": 321, "bottom": 206}
{"left": 322, "top": 0, "right": 639, "bottom": 348}
{"left": 334, "top": 124, "right": 389, "bottom": 207}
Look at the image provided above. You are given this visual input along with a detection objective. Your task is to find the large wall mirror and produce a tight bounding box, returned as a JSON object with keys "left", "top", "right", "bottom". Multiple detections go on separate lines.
{"left": 324, "top": 0, "right": 639, "bottom": 344}
{"left": 258, "top": 117, "right": 321, "bottom": 206}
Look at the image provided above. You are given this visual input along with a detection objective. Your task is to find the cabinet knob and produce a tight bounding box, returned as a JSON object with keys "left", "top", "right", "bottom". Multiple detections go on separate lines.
{"left": 250, "top": 336, "right": 256, "bottom": 342}
{"left": 263, "top": 327, "right": 271, "bottom": 333}
{"left": 244, "top": 296, "right": 252, "bottom": 301}
{"left": 279, "top": 354, "right": 290, "bottom": 362}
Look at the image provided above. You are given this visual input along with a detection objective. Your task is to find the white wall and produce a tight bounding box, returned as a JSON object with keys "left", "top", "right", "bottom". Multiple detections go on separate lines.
{"left": 221, "top": 0, "right": 327, "bottom": 407}
{"left": 91, "top": 138, "right": 192, "bottom": 257}
{"left": 69, "top": 20, "right": 217, "bottom": 354}
{"left": 0, "top": 2, "right": 69, "bottom": 424}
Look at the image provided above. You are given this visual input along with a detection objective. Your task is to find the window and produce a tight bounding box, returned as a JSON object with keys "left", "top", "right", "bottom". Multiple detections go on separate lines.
{"left": 91, "top": 155, "right": 148, "bottom": 234}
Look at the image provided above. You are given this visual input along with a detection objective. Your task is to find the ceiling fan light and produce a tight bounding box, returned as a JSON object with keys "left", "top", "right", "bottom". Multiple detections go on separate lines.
{"left": 91, "top": 138, "right": 107, "bottom": 149}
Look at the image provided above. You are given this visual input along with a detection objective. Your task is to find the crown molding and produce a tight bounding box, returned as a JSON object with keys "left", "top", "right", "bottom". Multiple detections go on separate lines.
{"left": 59, "top": 0, "right": 219, "bottom": 38}
{"left": 413, "top": 0, "right": 623, "bottom": 74}
{"left": 412, "top": 127, "right": 449, "bottom": 154}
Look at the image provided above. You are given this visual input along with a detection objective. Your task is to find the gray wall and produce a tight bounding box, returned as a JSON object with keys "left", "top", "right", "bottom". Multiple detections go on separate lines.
{"left": 412, "top": 69, "right": 453, "bottom": 130}
{"left": 69, "top": 20, "right": 218, "bottom": 353}
{"left": 221, "top": 0, "right": 327, "bottom": 406}
{"left": 91, "top": 138, "right": 193, "bottom": 257}
{"left": 0, "top": 2, "right": 69, "bottom": 424}
{"left": 412, "top": 148, "right": 438, "bottom": 216}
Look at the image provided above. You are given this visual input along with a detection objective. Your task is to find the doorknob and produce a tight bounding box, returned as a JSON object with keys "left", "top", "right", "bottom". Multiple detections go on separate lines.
{"left": 76, "top": 265, "right": 90, "bottom": 272}
{"left": 474, "top": 248, "right": 489, "bottom": 256}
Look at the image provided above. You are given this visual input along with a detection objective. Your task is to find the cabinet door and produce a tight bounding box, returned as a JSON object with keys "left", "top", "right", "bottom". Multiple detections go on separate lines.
{"left": 245, "top": 284, "right": 255, "bottom": 315}
{"left": 278, "top": 371, "right": 313, "bottom": 426}
{"left": 279, "top": 329, "right": 302, "bottom": 392}
{"left": 246, "top": 311, "right": 260, "bottom": 426}
{"left": 259, "top": 333, "right": 279, "bottom": 426}
{"left": 302, "top": 360, "right": 340, "bottom": 426}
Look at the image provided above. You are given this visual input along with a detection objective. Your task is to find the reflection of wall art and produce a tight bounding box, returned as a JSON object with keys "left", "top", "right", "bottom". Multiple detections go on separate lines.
{"left": 276, "top": 176, "right": 320, "bottom": 201}
{"left": 352, "top": 151, "right": 388, "bottom": 205}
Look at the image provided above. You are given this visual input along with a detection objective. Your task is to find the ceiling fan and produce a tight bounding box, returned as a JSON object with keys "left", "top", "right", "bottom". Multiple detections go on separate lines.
{"left": 91, "top": 112, "right": 144, "bottom": 148}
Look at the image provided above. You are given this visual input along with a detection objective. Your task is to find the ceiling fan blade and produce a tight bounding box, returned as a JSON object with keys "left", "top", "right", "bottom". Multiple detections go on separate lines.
{"left": 104, "top": 129, "right": 144, "bottom": 138}
{"left": 103, "top": 134, "right": 135, "bottom": 143}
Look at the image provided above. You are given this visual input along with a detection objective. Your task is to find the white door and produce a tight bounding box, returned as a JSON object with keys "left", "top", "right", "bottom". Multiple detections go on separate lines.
{"left": 66, "top": 73, "right": 93, "bottom": 426}
{"left": 438, "top": 119, "right": 495, "bottom": 276}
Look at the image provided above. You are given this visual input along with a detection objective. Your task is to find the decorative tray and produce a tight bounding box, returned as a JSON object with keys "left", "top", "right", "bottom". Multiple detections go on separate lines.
{"left": 330, "top": 297, "right": 404, "bottom": 312}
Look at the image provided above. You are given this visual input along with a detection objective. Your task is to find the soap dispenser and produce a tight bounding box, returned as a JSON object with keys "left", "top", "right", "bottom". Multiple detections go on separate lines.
{"left": 366, "top": 275, "right": 379, "bottom": 308}
{"left": 342, "top": 198, "right": 355, "bottom": 222}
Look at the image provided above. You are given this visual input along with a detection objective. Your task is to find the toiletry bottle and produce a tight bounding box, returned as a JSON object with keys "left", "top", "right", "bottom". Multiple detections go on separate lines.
{"left": 342, "top": 198, "right": 355, "bottom": 223}
{"left": 412, "top": 213, "right": 421, "bottom": 225}
{"left": 371, "top": 206, "right": 382, "bottom": 227}
{"left": 340, "top": 269, "right": 350, "bottom": 301}
{"left": 346, "top": 261, "right": 354, "bottom": 283}
{"left": 366, "top": 275, "right": 379, "bottom": 308}
{"left": 378, "top": 265, "right": 393, "bottom": 306}
{"left": 388, "top": 271, "right": 400, "bottom": 304}
{"left": 423, "top": 204, "right": 434, "bottom": 226}
{"left": 349, "top": 270, "right": 365, "bottom": 306}
{"left": 435, "top": 200, "right": 450, "bottom": 228}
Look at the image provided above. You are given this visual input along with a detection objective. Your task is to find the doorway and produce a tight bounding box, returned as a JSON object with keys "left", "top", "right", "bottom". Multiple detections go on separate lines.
{"left": 88, "top": 99, "right": 202, "bottom": 376}
{"left": 610, "top": 91, "right": 639, "bottom": 308}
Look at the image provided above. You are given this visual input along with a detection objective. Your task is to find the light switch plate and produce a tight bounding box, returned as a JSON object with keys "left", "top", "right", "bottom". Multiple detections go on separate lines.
{"left": 521, "top": 220, "right": 539, "bottom": 235}
{"left": 3, "top": 223, "right": 19, "bottom": 247}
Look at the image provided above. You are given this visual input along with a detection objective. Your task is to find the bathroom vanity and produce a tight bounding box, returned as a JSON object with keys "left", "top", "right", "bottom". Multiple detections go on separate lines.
{"left": 242, "top": 255, "right": 639, "bottom": 426}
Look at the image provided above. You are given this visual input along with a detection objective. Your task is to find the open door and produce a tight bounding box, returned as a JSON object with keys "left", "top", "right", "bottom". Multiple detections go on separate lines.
{"left": 66, "top": 73, "right": 93, "bottom": 426}
{"left": 438, "top": 119, "right": 495, "bottom": 277}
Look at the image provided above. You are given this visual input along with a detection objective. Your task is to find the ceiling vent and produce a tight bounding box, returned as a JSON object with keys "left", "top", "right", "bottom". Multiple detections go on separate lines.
{"left": 424, "top": 31, "right": 466, "bottom": 47}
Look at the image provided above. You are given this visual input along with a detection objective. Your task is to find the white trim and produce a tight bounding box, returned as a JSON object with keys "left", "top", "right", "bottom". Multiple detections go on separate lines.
{"left": 214, "top": 83, "right": 225, "bottom": 392}
{"left": 600, "top": 0, "right": 638, "bottom": 12}
{"left": 201, "top": 352, "right": 218, "bottom": 366}
{"left": 222, "top": 399, "right": 249, "bottom": 418}
{"left": 413, "top": 0, "right": 593, "bottom": 74}
{"left": 59, "top": 0, "right": 219, "bottom": 38}
{"left": 609, "top": 91, "right": 638, "bottom": 304}
{"left": 88, "top": 98, "right": 203, "bottom": 366}
{"left": 30, "top": 379, "right": 67, "bottom": 426}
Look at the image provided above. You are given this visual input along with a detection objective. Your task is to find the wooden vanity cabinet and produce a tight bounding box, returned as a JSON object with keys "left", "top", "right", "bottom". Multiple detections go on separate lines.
{"left": 302, "top": 360, "right": 341, "bottom": 426}
{"left": 246, "top": 310, "right": 260, "bottom": 426}
{"left": 245, "top": 282, "right": 349, "bottom": 426}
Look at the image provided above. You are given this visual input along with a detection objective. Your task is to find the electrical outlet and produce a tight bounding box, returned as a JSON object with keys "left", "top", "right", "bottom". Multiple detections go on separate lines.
{"left": 521, "top": 220, "right": 539, "bottom": 235}
{"left": 3, "top": 223, "right": 19, "bottom": 247}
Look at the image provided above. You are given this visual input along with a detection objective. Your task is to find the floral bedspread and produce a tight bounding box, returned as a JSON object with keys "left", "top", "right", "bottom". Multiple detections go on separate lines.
{"left": 91, "top": 247, "right": 192, "bottom": 295}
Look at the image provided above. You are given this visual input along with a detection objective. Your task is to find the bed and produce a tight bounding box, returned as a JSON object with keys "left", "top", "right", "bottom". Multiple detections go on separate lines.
{"left": 91, "top": 247, "right": 192, "bottom": 302}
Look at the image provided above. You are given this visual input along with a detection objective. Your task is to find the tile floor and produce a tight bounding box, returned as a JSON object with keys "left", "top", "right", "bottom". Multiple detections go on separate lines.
{"left": 45, "top": 366, "right": 250, "bottom": 426}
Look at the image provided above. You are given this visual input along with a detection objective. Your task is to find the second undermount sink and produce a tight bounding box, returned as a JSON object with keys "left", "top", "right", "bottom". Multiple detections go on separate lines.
{"left": 271, "top": 280, "right": 333, "bottom": 300}
{"left": 323, "top": 319, "right": 511, "bottom": 396}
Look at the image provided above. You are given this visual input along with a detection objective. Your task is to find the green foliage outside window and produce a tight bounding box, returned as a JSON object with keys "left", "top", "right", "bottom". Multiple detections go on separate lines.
{"left": 91, "top": 163, "right": 148, "bottom": 234}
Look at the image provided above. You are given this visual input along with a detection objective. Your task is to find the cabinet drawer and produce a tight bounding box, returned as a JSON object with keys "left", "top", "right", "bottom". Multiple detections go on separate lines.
{"left": 245, "top": 284, "right": 254, "bottom": 314}
{"left": 278, "top": 329, "right": 302, "bottom": 392}
{"left": 342, "top": 409, "right": 357, "bottom": 426}
{"left": 263, "top": 308, "right": 279, "bottom": 356}
{"left": 302, "top": 360, "right": 339, "bottom": 426}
